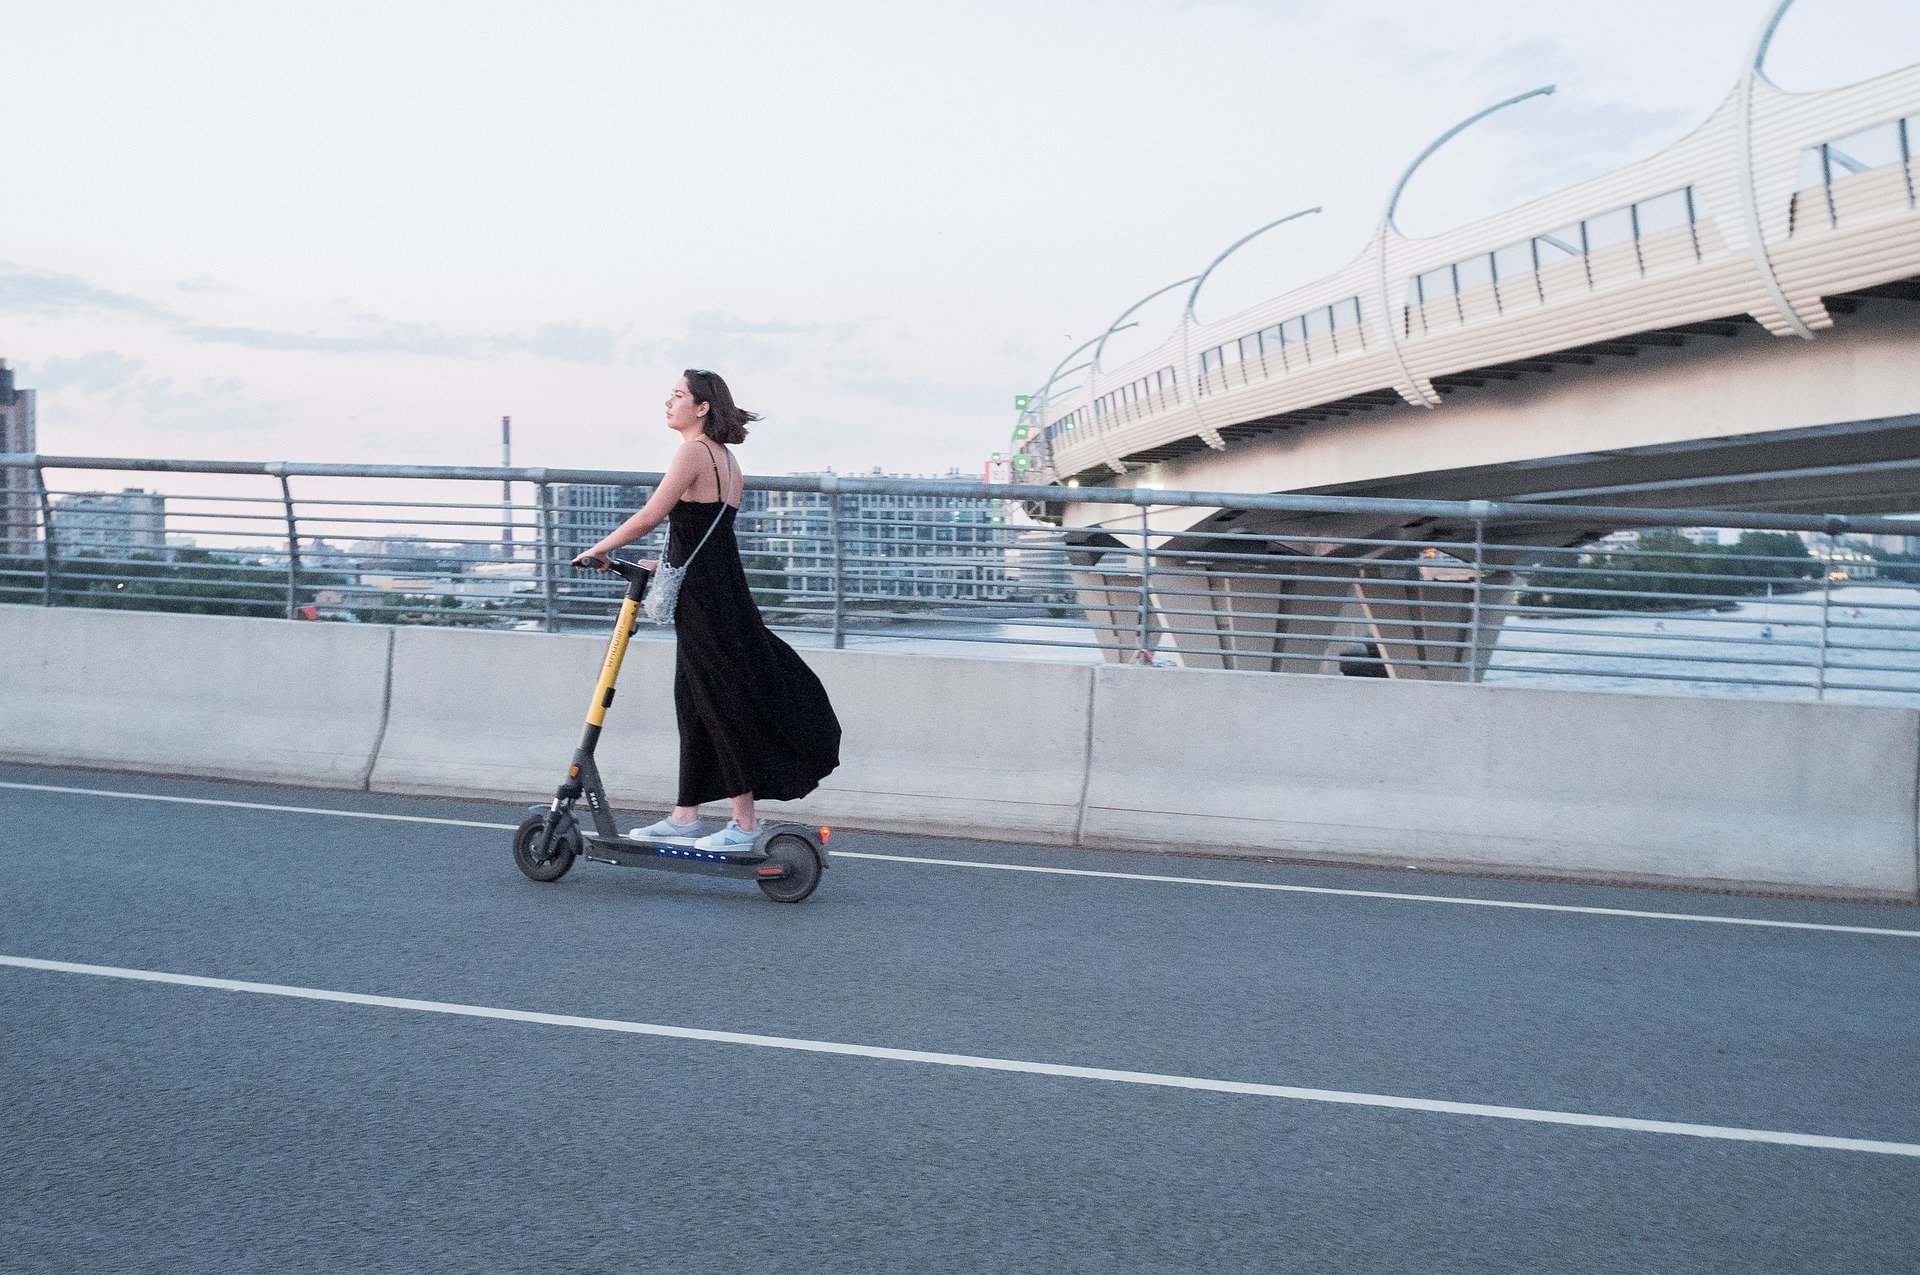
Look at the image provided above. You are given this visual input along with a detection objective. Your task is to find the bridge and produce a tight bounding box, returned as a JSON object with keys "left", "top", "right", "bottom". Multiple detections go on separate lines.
{"left": 1012, "top": 5, "right": 1920, "bottom": 677}
{"left": 4, "top": 597, "right": 1920, "bottom": 1268}
{"left": 4, "top": 459, "right": 1919, "bottom": 1266}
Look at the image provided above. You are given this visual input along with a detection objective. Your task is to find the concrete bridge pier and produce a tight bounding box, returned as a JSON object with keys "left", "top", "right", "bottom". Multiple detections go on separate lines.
{"left": 1346, "top": 557, "right": 1519, "bottom": 682}
{"left": 1065, "top": 533, "right": 1160, "bottom": 663}
{"left": 1068, "top": 525, "right": 1526, "bottom": 679}
{"left": 1150, "top": 548, "right": 1350, "bottom": 674}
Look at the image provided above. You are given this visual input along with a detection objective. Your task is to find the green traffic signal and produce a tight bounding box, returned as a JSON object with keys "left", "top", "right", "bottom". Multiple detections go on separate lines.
{"left": 1013, "top": 394, "right": 1030, "bottom": 411}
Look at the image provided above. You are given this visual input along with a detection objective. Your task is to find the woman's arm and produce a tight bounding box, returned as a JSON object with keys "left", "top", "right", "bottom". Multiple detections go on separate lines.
{"left": 573, "top": 443, "right": 706, "bottom": 567}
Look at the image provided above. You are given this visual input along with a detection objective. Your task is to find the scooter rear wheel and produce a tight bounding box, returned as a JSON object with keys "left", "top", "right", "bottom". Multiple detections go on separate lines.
{"left": 757, "top": 833, "right": 823, "bottom": 903}
{"left": 513, "top": 813, "right": 577, "bottom": 883}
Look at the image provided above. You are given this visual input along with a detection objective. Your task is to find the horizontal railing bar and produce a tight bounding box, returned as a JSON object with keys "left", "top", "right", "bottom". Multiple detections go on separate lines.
{"left": 7, "top": 453, "right": 1917, "bottom": 536}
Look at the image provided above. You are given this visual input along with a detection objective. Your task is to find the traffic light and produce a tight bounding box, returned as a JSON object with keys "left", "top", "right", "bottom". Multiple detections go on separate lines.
{"left": 1014, "top": 394, "right": 1030, "bottom": 411}
{"left": 1013, "top": 424, "right": 1029, "bottom": 440}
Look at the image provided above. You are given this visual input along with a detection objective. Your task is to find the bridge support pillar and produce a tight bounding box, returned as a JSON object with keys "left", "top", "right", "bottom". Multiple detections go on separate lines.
{"left": 1150, "top": 553, "right": 1357, "bottom": 674}
{"left": 1068, "top": 531, "right": 1518, "bottom": 678}
{"left": 1350, "top": 560, "right": 1515, "bottom": 682}
{"left": 1067, "top": 535, "right": 1160, "bottom": 663}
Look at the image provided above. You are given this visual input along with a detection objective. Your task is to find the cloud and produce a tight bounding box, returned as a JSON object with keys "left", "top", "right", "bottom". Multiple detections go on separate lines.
{"left": 24, "top": 348, "right": 283, "bottom": 434}
{"left": 130, "top": 375, "right": 281, "bottom": 433}
{"left": 176, "top": 321, "right": 482, "bottom": 358}
{"left": 842, "top": 375, "right": 1004, "bottom": 415}
{"left": 998, "top": 335, "right": 1040, "bottom": 363}
{"left": 1471, "top": 37, "right": 1579, "bottom": 85}
{"left": 1483, "top": 98, "right": 1694, "bottom": 199}
{"left": 692, "top": 314, "right": 834, "bottom": 337}
{"left": 649, "top": 310, "right": 863, "bottom": 377}
{"left": 175, "top": 277, "right": 231, "bottom": 294}
{"left": 35, "top": 365, "right": 285, "bottom": 436}
{"left": 1110, "top": 0, "right": 1310, "bottom": 17}
{"left": 30, "top": 350, "right": 146, "bottom": 395}
{"left": 0, "top": 262, "right": 180, "bottom": 320}
{"left": 502, "top": 321, "right": 622, "bottom": 363}
{"left": 176, "top": 315, "right": 628, "bottom": 364}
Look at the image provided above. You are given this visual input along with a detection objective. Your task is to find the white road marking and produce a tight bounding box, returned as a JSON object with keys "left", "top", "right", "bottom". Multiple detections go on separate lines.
{"left": 4, "top": 952, "right": 1916, "bottom": 1159}
{"left": 0, "top": 780, "right": 512, "bottom": 830}
{"left": 834, "top": 851, "right": 1920, "bottom": 939}
{"left": 5, "top": 778, "right": 1917, "bottom": 939}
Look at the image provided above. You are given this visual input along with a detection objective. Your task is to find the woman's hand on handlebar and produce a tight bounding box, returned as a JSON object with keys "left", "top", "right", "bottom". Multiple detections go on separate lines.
{"left": 569, "top": 552, "right": 657, "bottom": 573}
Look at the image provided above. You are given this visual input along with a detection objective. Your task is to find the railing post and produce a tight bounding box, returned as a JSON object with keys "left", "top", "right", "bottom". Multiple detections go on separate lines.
{"left": 1135, "top": 505, "right": 1153, "bottom": 664}
{"left": 823, "top": 473, "right": 845, "bottom": 649}
{"left": 1814, "top": 521, "right": 1842, "bottom": 701}
{"left": 537, "top": 479, "right": 559, "bottom": 633}
{"left": 32, "top": 462, "right": 56, "bottom": 607}
{"left": 273, "top": 468, "right": 301, "bottom": 620}
{"left": 1466, "top": 501, "right": 1491, "bottom": 683}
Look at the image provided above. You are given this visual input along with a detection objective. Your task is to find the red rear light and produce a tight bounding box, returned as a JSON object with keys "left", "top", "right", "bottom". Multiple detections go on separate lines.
{"left": 819, "top": 827, "right": 831, "bottom": 844}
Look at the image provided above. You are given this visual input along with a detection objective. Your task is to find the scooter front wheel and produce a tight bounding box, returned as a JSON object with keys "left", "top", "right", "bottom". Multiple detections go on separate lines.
{"left": 513, "top": 813, "right": 577, "bottom": 883}
{"left": 757, "top": 833, "right": 823, "bottom": 903}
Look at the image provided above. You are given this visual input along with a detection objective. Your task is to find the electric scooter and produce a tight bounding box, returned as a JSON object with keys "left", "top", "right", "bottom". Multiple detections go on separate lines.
{"left": 511, "top": 556, "right": 829, "bottom": 902}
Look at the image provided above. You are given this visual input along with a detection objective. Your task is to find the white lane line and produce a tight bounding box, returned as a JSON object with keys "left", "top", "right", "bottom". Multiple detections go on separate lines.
{"left": 5, "top": 778, "right": 1917, "bottom": 940}
{"left": 4, "top": 953, "right": 1915, "bottom": 1159}
{"left": 833, "top": 851, "right": 1920, "bottom": 940}
{"left": 0, "top": 780, "right": 512, "bottom": 830}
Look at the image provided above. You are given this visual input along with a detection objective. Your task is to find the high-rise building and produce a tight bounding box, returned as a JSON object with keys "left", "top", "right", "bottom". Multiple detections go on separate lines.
{"left": 759, "top": 470, "right": 1011, "bottom": 603}
{"left": 1859, "top": 532, "right": 1920, "bottom": 557}
{"left": 0, "top": 360, "right": 36, "bottom": 558}
{"left": 50, "top": 489, "right": 168, "bottom": 557}
{"left": 553, "top": 482, "right": 655, "bottom": 595}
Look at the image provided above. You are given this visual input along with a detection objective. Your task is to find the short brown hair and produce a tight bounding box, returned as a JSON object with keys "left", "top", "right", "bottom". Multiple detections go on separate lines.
{"left": 683, "top": 369, "right": 761, "bottom": 445}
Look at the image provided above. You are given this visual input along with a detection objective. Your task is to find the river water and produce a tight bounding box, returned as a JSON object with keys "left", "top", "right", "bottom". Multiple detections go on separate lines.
{"left": 772, "top": 583, "right": 1920, "bottom": 708}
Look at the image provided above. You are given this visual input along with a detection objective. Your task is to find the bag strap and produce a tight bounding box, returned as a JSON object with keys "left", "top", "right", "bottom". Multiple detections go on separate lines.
{"left": 667, "top": 444, "right": 733, "bottom": 570}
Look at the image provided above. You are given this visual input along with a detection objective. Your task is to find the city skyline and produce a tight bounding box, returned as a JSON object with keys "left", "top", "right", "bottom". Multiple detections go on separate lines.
{"left": 4, "top": 1, "right": 1917, "bottom": 479}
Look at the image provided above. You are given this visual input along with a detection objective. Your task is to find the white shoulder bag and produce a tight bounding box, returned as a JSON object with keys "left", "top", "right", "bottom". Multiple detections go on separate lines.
{"left": 642, "top": 447, "right": 733, "bottom": 625}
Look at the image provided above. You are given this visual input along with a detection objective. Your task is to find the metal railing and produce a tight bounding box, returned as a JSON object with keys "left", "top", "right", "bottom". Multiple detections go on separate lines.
{"left": 2, "top": 454, "right": 1917, "bottom": 707}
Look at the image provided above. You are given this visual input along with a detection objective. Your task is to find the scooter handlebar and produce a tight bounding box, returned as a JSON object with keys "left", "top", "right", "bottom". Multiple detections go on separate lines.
{"left": 571, "top": 553, "right": 652, "bottom": 584}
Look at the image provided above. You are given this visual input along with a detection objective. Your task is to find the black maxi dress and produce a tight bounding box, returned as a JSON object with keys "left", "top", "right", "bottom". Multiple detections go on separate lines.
{"left": 665, "top": 471, "right": 841, "bottom": 809}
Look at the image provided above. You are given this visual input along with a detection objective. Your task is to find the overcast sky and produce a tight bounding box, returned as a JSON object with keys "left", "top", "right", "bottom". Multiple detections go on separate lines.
{"left": 4, "top": 0, "right": 1916, "bottom": 478}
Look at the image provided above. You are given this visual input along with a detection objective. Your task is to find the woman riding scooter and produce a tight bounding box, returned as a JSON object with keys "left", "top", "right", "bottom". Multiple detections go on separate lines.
{"left": 573, "top": 369, "right": 841, "bottom": 851}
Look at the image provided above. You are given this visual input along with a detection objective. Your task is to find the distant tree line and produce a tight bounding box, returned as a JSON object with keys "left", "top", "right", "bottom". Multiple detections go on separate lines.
{"left": 1869, "top": 549, "right": 1920, "bottom": 585}
{"left": 0, "top": 549, "right": 348, "bottom": 618}
{"left": 1518, "top": 531, "right": 1821, "bottom": 613}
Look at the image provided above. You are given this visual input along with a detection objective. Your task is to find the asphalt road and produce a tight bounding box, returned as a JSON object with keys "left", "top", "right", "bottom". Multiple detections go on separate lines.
{"left": 2, "top": 760, "right": 1917, "bottom": 1274}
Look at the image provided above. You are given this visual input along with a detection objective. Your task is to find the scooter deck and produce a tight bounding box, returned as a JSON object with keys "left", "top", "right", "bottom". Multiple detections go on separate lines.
{"left": 577, "top": 831, "right": 781, "bottom": 880}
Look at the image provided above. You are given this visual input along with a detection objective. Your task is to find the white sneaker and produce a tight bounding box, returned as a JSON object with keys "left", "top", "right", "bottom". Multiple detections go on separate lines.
{"left": 630, "top": 815, "right": 702, "bottom": 842}
{"left": 692, "top": 821, "right": 759, "bottom": 852}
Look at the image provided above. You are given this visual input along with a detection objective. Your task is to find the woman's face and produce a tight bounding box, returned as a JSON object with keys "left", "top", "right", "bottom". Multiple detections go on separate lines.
{"left": 665, "top": 377, "right": 706, "bottom": 432}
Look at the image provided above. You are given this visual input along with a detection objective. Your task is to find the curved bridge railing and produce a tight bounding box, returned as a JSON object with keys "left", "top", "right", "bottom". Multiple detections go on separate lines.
{"left": 1018, "top": 22, "right": 1920, "bottom": 488}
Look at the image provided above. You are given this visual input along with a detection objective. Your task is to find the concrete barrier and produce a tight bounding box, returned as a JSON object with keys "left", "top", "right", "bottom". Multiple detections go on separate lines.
{"left": 370, "top": 625, "right": 1095, "bottom": 844}
{"left": 0, "top": 604, "right": 392, "bottom": 788}
{"left": 368, "top": 626, "right": 682, "bottom": 804}
{"left": 6, "top": 604, "right": 1916, "bottom": 896}
{"left": 754, "top": 649, "right": 1093, "bottom": 844}
{"left": 1079, "top": 664, "right": 1920, "bottom": 896}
